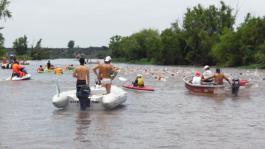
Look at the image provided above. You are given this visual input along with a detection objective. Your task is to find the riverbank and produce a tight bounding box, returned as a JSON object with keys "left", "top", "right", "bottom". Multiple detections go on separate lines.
{"left": 112, "top": 58, "right": 265, "bottom": 69}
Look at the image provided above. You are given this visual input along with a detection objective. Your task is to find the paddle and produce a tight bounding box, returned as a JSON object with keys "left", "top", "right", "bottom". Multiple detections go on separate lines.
{"left": 9, "top": 72, "right": 13, "bottom": 80}
{"left": 118, "top": 77, "right": 127, "bottom": 81}
{"left": 55, "top": 77, "right": 61, "bottom": 97}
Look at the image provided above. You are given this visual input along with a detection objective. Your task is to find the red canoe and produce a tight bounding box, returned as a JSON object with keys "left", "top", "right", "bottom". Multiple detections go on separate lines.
{"left": 122, "top": 84, "right": 155, "bottom": 91}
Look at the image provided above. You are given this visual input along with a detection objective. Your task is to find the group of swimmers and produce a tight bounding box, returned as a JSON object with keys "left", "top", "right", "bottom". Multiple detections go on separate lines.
{"left": 192, "top": 65, "right": 231, "bottom": 85}
{"left": 37, "top": 60, "right": 75, "bottom": 75}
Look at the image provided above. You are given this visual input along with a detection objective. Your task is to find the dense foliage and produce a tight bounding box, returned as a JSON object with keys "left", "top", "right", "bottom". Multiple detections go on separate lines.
{"left": 68, "top": 40, "right": 75, "bottom": 49}
{"left": 109, "top": 1, "right": 265, "bottom": 68}
{"left": 30, "top": 39, "right": 50, "bottom": 60}
{"left": 13, "top": 35, "right": 28, "bottom": 55}
{"left": 0, "top": 0, "right": 11, "bottom": 56}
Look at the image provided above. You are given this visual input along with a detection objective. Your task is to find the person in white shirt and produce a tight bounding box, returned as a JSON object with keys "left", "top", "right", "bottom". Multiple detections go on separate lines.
{"left": 202, "top": 65, "right": 213, "bottom": 82}
{"left": 192, "top": 71, "right": 201, "bottom": 85}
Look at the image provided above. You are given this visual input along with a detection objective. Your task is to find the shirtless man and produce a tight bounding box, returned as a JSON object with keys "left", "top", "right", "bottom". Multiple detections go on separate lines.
{"left": 73, "top": 58, "right": 90, "bottom": 110}
{"left": 204, "top": 68, "right": 231, "bottom": 85}
{"left": 93, "top": 56, "right": 117, "bottom": 94}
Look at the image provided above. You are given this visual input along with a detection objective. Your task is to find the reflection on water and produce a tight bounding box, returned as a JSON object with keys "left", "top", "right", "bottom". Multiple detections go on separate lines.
{"left": 0, "top": 59, "right": 265, "bottom": 148}
{"left": 74, "top": 111, "right": 91, "bottom": 143}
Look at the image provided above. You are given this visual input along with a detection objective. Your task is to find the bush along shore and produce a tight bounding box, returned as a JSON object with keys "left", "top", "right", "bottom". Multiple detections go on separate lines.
{"left": 109, "top": 1, "right": 265, "bottom": 69}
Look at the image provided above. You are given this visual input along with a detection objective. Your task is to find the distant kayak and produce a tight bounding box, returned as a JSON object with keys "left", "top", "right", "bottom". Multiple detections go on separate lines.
{"left": 122, "top": 84, "right": 154, "bottom": 91}
{"left": 6, "top": 74, "right": 31, "bottom": 81}
{"left": 240, "top": 80, "right": 249, "bottom": 86}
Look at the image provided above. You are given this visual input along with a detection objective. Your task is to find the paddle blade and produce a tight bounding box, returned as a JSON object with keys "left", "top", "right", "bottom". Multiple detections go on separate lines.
{"left": 118, "top": 77, "right": 127, "bottom": 81}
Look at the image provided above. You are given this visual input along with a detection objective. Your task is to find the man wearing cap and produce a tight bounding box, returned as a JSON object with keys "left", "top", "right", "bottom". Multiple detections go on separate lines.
{"left": 202, "top": 65, "right": 213, "bottom": 83}
{"left": 93, "top": 56, "right": 117, "bottom": 94}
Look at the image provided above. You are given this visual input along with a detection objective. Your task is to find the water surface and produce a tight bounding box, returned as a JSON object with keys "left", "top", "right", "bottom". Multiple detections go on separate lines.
{"left": 0, "top": 59, "right": 265, "bottom": 149}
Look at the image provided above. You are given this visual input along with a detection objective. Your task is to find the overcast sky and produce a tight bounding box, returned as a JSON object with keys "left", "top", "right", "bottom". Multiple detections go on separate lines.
{"left": 1, "top": 0, "right": 264, "bottom": 48}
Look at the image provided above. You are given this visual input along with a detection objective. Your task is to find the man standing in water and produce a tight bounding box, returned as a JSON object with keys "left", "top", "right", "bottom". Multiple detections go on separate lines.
{"left": 93, "top": 56, "right": 117, "bottom": 94}
{"left": 73, "top": 58, "right": 90, "bottom": 110}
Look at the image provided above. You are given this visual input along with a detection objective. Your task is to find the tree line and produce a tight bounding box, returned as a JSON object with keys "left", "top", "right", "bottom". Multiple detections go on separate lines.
{"left": 9, "top": 36, "right": 109, "bottom": 59}
{"left": 109, "top": 1, "right": 265, "bottom": 68}
{"left": 0, "top": 0, "right": 11, "bottom": 57}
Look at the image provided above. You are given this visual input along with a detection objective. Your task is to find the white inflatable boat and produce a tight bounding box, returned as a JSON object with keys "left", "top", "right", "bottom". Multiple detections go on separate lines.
{"left": 6, "top": 74, "right": 31, "bottom": 81}
{"left": 52, "top": 85, "right": 127, "bottom": 110}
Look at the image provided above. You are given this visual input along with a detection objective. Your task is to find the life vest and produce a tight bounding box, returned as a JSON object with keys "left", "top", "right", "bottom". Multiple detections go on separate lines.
{"left": 137, "top": 77, "right": 144, "bottom": 86}
{"left": 12, "top": 63, "right": 20, "bottom": 73}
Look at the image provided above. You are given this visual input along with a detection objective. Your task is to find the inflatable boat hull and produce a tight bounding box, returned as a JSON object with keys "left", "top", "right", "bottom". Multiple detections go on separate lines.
{"left": 52, "top": 85, "right": 127, "bottom": 110}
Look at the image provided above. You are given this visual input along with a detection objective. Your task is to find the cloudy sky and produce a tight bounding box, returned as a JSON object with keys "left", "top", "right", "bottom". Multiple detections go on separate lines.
{"left": 1, "top": 0, "right": 264, "bottom": 48}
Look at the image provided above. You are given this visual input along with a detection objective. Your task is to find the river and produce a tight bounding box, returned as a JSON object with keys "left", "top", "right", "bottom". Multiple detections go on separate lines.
{"left": 0, "top": 59, "right": 265, "bottom": 149}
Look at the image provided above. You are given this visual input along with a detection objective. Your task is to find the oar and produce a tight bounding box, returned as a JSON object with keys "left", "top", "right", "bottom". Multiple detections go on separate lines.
{"left": 55, "top": 77, "right": 61, "bottom": 97}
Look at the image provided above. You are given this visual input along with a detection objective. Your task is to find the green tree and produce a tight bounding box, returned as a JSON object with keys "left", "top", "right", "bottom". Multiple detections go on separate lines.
{"left": 30, "top": 39, "right": 50, "bottom": 60}
{"left": 0, "top": 47, "right": 6, "bottom": 57}
{"left": 0, "top": 0, "right": 12, "bottom": 48}
{"left": 213, "top": 15, "right": 265, "bottom": 66}
{"left": 13, "top": 35, "right": 28, "bottom": 55}
{"left": 68, "top": 40, "right": 75, "bottom": 48}
{"left": 131, "top": 29, "right": 161, "bottom": 61}
{"left": 237, "top": 16, "right": 265, "bottom": 65}
{"left": 0, "top": 0, "right": 11, "bottom": 20}
{"left": 212, "top": 28, "right": 241, "bottom": 66}
{"left": 182, "top": 1, "right": 235, "bottom": 65}
{"left": 159, "top": 22, "right": 187, "bottom": 65}
{"left": 109, "top": 29, "right": 161, "bottom": 62}
{"left": 109, "top": 35, "right": 123, "bottom": 57}
{"left": 0, "top": 32, "right": 4, "bottom": 47}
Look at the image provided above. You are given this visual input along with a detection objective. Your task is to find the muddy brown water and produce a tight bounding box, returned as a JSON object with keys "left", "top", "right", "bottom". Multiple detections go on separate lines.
{"left": 0, "top": 59, "right": 265, "bottom": 149}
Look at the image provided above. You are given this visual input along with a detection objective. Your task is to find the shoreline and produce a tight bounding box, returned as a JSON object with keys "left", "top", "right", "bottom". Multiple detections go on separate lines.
{"left": 112, "top": 58, "right": 265, "bottom": 69}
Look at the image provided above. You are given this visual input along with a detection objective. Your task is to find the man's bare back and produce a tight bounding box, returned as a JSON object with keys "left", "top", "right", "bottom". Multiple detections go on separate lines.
{"left": 73, "top": 65, "right": 89, "bottom": 81}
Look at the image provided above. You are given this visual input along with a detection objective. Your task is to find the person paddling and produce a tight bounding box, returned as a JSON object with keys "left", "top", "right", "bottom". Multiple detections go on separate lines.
{"left": 93, "top": 56, "right": 117, "bottom": 94}
{"left": 73, "top": 58, "right": 90, "bottom": 110}
{"left": 133, "top": 74, "right": 145, "bottom": 87}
